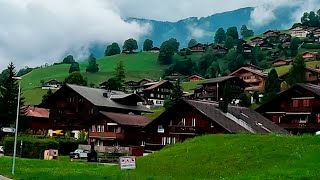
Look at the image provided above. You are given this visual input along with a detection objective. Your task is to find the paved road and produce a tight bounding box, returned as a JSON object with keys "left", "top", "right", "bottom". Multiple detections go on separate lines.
{"left": 0, "top": 175, "right": 11, "bottom": 180}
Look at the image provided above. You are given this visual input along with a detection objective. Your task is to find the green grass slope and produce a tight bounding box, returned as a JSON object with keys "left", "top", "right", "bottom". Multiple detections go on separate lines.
{"left": 268, "top": 60, "right": 320, "bottom": 76}
{"left": 1, "top": 134, "right": 320, "bottom": 179}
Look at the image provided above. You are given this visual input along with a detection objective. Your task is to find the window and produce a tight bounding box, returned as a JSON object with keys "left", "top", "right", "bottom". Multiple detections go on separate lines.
{"left": 166, "top": 137, "right": 171, "bottom": 144}
{"left": 210, "top": 122, "right": 214, "bottom": 128}
{"left": 170, "top": 120, "right": 173, "bottom": 126}
{"left": 299, "top": 115, "right": 308, "bottom": 123}
{"left": 162, "top": 137, "right": 166, "bottom": 145}
{"left": 116, "top": 127, "right": 121, "bottom": 133}
{"left": 161, "top": 95, "right": 164, "bottom": 99}
{"left": 101, "top": 125, "right": 105, "bottom": 132}
{"left": 293, "top": 100, "right": 299, "bottom": 107}
{"left": 79, "top": 98, "right": 84, "bottom": 103}
{"left": 150, "top": 93, "right": 154, "bottom": 98}
{"left": 303, "top": 100, "right": 310, "bottom": 107}
{"left": 89, "top": 108, "right": 94, "bottom": 114}
{"left": 172, "top": 137, "right": 176, "bottom": 144}
{"left": 141, "top": 141, "right": 145, "bottom": 146}
{"left": 91, "top": 125, "right": 95, "bottom": 132}
{"left": 182, "top": 118, "right": 186, "bottom": 126}
{"left": 97, "top": 125, "right": 101, "bottom": 132}
{"left": 191, "top": 118, "right": 196, "bottom": 127}
{"left": 158, "top": 125, "right": 164, "bottom": 133}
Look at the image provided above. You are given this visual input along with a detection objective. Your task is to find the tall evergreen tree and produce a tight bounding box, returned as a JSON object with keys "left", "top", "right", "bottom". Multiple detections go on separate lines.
{"left": 290, "top": 37, "right": 301, "bottom": 57}
{"left": 0, "top": 62, "right": 24, "bottom": 127}
{"left": 286, "top": 54, "right": 306, "bottom": 86}
{"left": 226, "top": 26, "right": 239, "bottom": 39}
{"left": 62, "top": 55, "right": 75, "bottom": 64}
{"left": 114, "top": 61, "right": 126, "bottom": 90}
{"left": 214, "top": 28, "right": 226, "bottom": 44}
{"left": 264, "top": 69, "right": 280, "bottom": 101}
{"left": 69, "top": 62, "right": 80, "bottom": 74}
{"left": 42, "top": 89, "right": 53, "bottom": 103}
{"left": 143, "top": 39, "right": 153, "bottom": 51}
{"left": 224, "top": 36, "right": 234, "bottom": 50}
{"left": 240, "top": 25, "right": 254, "bottom": 38}
{"left": 164, "top": 79, "right": 183, "bottom": 109}
{"left": 86, "top": 54, "right": 99, "bottom": 73}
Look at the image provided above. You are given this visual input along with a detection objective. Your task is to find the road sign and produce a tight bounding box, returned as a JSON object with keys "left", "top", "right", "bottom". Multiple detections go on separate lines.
{"left": 119, "top": 156, "right": 136, "bottom": 170}
{"left": 1, "top": 127, "right": 15, "bottom": 133}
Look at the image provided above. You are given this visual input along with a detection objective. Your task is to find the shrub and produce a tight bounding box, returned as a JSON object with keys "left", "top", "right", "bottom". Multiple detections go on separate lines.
{"left": 301, "top": 43, "right": 320, "bottom": 49}
{"left": 4, "top": 136, "right": 58, "bottom": 159}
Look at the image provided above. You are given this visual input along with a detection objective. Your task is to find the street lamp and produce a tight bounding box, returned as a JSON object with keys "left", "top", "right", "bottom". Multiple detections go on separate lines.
{"left": 12, "top": 76, "right": 22, "bottom": 175}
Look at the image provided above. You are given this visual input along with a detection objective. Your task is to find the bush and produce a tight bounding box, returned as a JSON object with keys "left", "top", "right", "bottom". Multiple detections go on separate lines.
{"left": 57, "top": 139, "right": 86, "bottom": 155}
{"left": 4, "top": 136, "right": 58, "bottom": 159}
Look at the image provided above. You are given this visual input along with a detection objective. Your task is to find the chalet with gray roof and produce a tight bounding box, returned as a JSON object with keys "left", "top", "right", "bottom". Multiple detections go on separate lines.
{"left": 141, "top": 99, "right": 288, "bottom": 151}
{"left": 40, "top": 84, "right": 151, "bottom": 130}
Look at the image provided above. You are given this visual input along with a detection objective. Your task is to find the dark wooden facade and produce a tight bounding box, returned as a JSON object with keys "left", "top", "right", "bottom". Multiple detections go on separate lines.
{"left": 40, "top": 84, "right": 150, "bottom": 130}
{"left": 256, "top": 84, "right": 320, "bottom": 134}
{"left": 272, "top": 59, "right": 292, "bottom": 67}
{"left": 142, "top": 99, "right": 288, "bottom": 151}
{"left": 142, "top": 80, "right": 174, "bottom": 106}
{"left": 87, "top": 112, "right": 150, "bottom": 146}
{"left": 190, "top": 43, "right": 206, "bottom": 52}
{"left": 194, "top": 76, "right": 248, "bottom": 101}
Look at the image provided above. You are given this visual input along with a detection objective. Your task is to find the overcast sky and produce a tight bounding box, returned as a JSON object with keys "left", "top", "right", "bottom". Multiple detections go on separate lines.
{"left": 0, "top": 0, "right": 319, "bottom": 70}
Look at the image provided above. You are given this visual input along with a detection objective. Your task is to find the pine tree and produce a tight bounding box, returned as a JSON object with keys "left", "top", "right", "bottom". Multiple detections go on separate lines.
{"left": 164, "top": 79, "right": 183, "bottom": 109}
{"left": 214, "top": 28, "right": 226, "bottom": 44}
{"left": 86, "top": 54, "right": 99, "bottom": 73}
{"left": 69, "top": 62, "right": 80, "bottom": 74}
{"left": 264, "top": 69, "right": 280, "bottom": 101}
{"left": 114, "top": 61, "right": 126, "bottom": 91}
{"left": 286, "top": 54, "right": 306, "bottom": 86}
{"left": 0, "top": 62, "right": 24, "bottom": 127}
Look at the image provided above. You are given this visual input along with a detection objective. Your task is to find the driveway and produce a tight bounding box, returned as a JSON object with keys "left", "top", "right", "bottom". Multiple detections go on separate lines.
{"left": 0, "top": 176, "right": 11, "bottom": 180}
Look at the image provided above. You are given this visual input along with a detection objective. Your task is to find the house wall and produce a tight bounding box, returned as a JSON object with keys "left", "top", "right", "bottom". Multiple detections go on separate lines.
{"left": 234, "top": 71, "right": 265, "bottom": 91}
{"left": 143, "top": 82, "right": 173, "bottom": 106}
{"left": 272, "top": 61, "right": 290, "bottom": 66}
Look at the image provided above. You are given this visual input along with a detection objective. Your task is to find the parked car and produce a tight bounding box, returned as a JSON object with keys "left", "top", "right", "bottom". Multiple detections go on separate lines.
{"left": 70, "top": 149, "right": 89, "bottom": 159}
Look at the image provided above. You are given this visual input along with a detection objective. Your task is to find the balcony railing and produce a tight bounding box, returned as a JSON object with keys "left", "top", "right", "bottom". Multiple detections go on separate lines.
{"left": 89, "top": 131, "right": 125, "bottom": 140}
{"left": 280, "top": 123, "right": 320, "bottom": 129}
{"left": 168, "top": 126, "right": 208, "bottom": 135}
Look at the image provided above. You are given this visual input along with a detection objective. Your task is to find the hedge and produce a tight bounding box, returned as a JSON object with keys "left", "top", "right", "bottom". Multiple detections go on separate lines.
{"left": 4, "top": 136, "right": 86, "bottom": 158}
{"left": 4, "top": 137, "right": 58, "bottom": 159}
{"left": 301, "top": 43, "right": 320, "bottom": 49}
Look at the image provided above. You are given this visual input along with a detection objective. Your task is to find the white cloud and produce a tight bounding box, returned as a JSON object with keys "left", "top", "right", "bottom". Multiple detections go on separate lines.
{"left": 0, "top": 0, "right": 150, "bottom": 69}
{"left": 187, "top": 24, "right": 205, "bottom": 39}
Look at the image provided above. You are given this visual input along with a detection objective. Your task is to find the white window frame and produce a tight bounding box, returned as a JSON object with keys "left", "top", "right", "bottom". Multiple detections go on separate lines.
{"left": 92, "top": 125, "right": 95, "bottom": 132}
{"left": 299, "top": 115, "right": 308, "bottom": 123}
{"left": 116, "top": 127, "right": 121, "bottom": 133}
{"left": 101, "top": 125, "right": 105, "bottom": 132}
{"left": 97, "top": 125, "right": 101, "bottom": 132}
{"left": 182, "top": 118, "right": 186, "bottom": 126}
{"left": 172, "top": 137, "right": 176, "bottom": 144}
{"left": 162, "top": 137, "right": 166, "bottom": 145}
{"left": 192, "top": 118, "right": 196, "bottom": 127}
{"left": 158, "top": 125, "right": 164, "bottom": 133}
{"left": 150, "top": 93, "right": 154, "bottom": 98}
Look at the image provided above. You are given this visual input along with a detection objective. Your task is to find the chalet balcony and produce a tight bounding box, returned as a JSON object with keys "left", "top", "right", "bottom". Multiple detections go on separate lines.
{"left": 284, "top": 107, "right": 313, "bottom": 112}
{"left": 89, "top": 131, "right": 125, "bottom": 140}
{"left": 280, "top": 123, "right": 320, "bottom": 129}
{"left": 168, "top": 126, "right": 208, "bottom": 135}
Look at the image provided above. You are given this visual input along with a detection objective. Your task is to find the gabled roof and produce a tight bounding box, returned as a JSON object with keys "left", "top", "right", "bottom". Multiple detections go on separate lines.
{"left": 263, "top": 30, "right": 280, "bottom": 34}
{"left": 229, "top": 67, "right": 268, "bottom": 77}
{"left": 145, "top": 99, "right": 288, "bottom": 134}
{"left": 200, "top": 76, "right": 236, "bottom": 84}
{"left": 43, "top": 84, "right": 151, "bottom": 113}
{"left": 250, "top": 37, "right": 265, "bottom": 41}
{"left": 244, "top": 63, "right": 263, "bottom": 70}
{"left": 144, "top": 80, "right": 173, "bottom": 91}
{"left": 99, "top": 111, "right": 151, "bottom": 127}
{"left": 188, "top": 74, "right": 204, "bottom": 80}
{"left": 272, "top": 59, "right": 292, "bottom": 64}
{"left": 22, "top": 106, "right": 49, "bottom": 118}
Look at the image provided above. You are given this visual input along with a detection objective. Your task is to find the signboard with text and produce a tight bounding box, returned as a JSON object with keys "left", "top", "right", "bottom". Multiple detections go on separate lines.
{"left": 119, "top": 156, "right": 136, "bottom": 170}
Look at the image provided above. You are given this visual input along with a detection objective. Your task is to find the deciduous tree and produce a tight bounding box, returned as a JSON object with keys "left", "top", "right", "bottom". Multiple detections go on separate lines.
{"left": 143, "top": 39, "right": 153, "bottom": 51}
{"left": 105, "top": 43, "right": 121, "bottom": 56}
{"left": 286, "top": 54, "right": 306, "bottom": 86}
{"left": 214, "top": 28, "right": 226, "bottom": 44}
{"left": 69, "top": 62, "right": 80, "bottom": 74}
{"left": 64, "top": 72, "right": 87, "bottom": 86}
{"left": 123, "top": 38, "right": 138, "bottom": 52}
{"left": 86, "top": 54, "right": 99, "bottom": 73}
{"left": 226, "top": 26, "right": 239, "bottom": 39}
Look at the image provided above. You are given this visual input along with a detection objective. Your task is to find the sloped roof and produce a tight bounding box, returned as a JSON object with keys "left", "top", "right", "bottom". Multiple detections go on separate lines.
{"left": 22, "top": 106, "right": 49, "bottom": 118}
{"left": 99, "top": 111, "right": 151, "bottom": 127}
{"left": 185, "top": 100, "right": 288, "bottom": 134}
{"left": 297, "top": 83, "right": 320, "bottom": 96}
{"left": 188, "top": 74, "right": 204, "bottom": 80}
{"left": 144, "top": 80, "right": 172, "bottom": 91}
{"left": 229, "top": 67, "right": 268, "bottom": 77}
{"left": 66, "top": 84, "right": 151, "bottom": 112}
{"left": 200, "top": 76, "right": 236, "bottom": 84}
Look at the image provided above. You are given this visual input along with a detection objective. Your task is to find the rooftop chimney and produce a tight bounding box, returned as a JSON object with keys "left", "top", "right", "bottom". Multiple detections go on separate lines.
{"left": 103, "top": 92, "right": 108, "bottom": 98}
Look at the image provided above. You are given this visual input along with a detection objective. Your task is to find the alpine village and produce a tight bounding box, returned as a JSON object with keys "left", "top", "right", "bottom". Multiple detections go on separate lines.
{"left": 2, "top": 6, "right": 320, "bottom": 180}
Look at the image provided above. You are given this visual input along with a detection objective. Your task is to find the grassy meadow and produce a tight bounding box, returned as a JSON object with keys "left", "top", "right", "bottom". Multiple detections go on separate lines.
{"left": 1, "top": 134, "right": 320, "bottom": 179}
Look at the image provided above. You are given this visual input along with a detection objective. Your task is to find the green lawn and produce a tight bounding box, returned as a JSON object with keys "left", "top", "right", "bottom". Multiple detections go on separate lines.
{"left": 182, "top": 80, "right": 205, "bottom": 93}
{"left": 1, "top": 134, "right": 320, "bottom": 179}
{"left": 143, "top": 106, "right": 165, "bottom": 120}
{"left": 267, "top": 60, "right": 320, "bottom": 77}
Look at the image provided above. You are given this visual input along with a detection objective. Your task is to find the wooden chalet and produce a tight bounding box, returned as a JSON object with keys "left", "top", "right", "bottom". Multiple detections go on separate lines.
{"left": 272, "top": 59, "right": 292, "bottom": 67}
{"left": 21, "top": 106, "right": 49, "bottom": 131}
{"left": 259, "top": 42, "right": 274, "bottom": 50}
{"left": 187, "top": 74, "right": 204, "bottom": 82}
{"left": 124, "top": 78, "right": 154, "bottom": 93}
{"left": 142, "top": 99, "right": 288, "bottom": 151}
{"left": 193, "top": 76, "right": 248, "bottom": 101}
{"left": 302, "top": 51, "right": 318, "bottom": 60}
{"left": 242, "top": 43, "right": 254, "bottom": 53}
{"left": 149, "top": 47, "right": 160, "bottom": 52}
{"left": 165, "top": 72, "right": 183, "bottom": 81}
{"left": 42, "top": 79, "right": 62, "bottom": 90}
{"left": 142, "top": 80, "right": 174, "bottom": 106}
{"left": 263, "top": 30, "right": 280, "bottom": 37}
{"left": 280, "top": 67, "right": 320, "bottom": 85}
{"left": 250, "top": 37, "right": 265, "bottom": 46}
{"left": 40, "top": 84, "right": 151, "bottom": 131}
{"left": 290, "top": 26, "right": 308, "bottom": 38}
{"left": 229, "top": 66, "right": 268, "bottom": 92}
{"left": 190, "top": 43, "right": 206, "bottom": 52}
{"left": 87, "top": 111, "right": 151, "bottom": 146}
{"left": 278, "top": 33, "right": 291, "bottom": 42}
{"left": 212, "top": 45, "right": 228, "bottom": 55}
{"left": 256, "top": 83, "right": 320, "bottom": 134}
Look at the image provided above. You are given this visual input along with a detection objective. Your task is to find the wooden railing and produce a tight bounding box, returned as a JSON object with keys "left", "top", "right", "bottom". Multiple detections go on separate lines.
{"left": 280, "top": 123, "right": 320, "bottom": 129}
{"left": 168, "top": 126, "right": 207, "bottom": 135}
{"left": 89, "top": 131, "right": 125, "bottom": 140}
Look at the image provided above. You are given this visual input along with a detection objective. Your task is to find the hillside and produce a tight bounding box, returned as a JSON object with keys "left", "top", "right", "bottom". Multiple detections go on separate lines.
{"left": 1, "top": 134, "right": 320, "bottom": 179}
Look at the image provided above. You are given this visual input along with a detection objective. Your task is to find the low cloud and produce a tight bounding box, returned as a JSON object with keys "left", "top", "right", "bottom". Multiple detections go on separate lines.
{"left": 250, "top": 0, "right": 320, "bottom": 27}
{"left": 187, "top": 24, "right": 205, "bottom": 39}
{"left": 0, "top": 0, "right": 150, "bottom": 69}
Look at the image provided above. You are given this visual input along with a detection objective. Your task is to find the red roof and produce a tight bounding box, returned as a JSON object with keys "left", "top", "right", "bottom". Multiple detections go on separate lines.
{"left": 188, "top": 74, "right": 204, "bottom": 80}
{"left": 100, "top": 111, "right": 151, "bottom": 126}
{"left": 229, "top": 67, "right": 268, "bottom": 78}
{"left": 144, "top": 80, "right": 170, "bottom": 91}
{"left": 22, "top": 106, "right": 49, "bottom": 118}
